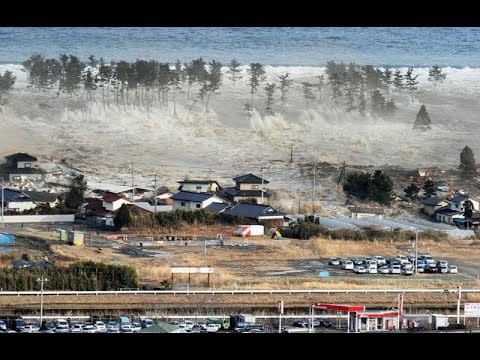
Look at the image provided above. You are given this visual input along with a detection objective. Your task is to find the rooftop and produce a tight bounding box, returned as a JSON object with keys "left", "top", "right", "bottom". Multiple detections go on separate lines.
{"left": 233, "top": 173, "right": 269, "bottom": 185}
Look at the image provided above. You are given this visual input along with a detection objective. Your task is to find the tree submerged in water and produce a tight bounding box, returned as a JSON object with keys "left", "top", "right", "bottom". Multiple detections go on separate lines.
{"left": 413, "top": 104, "right": 432, "bottom": 131}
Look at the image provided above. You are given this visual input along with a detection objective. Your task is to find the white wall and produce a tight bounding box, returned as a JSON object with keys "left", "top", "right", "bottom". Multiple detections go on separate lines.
{"left": 180, "top": 184, "right": 210, "bottom": 193}
{"left": 1, "top": 214, "right": 75, "bottom": 223}
{"left": 7, "top": 201, "right": 36, "bottom": 212}
{"left": 103, "top": 198, "right": 130, "bottom": 211}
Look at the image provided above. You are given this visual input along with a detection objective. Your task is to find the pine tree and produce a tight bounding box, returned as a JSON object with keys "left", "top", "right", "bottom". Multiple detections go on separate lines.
{"left": 459, "top": 146, "right": 476, "bottom": 175}
{"left": 301, "top": 82, "right": 315, "bottom": 105}
{"left": 264, "top": 83, "right": 276, "bottom": 115}
{"left": 392, "top": 70, "right": 404, "bottom": 93}
{"left": 404, "top": 67, "right": 419, "bottom": 101}
{"left": 428, "top": 65, "right": 446, "bottom": 88}
{"left": 247, "top": 63, "right": 266, "bottom": 106}
{"left": 413, "top": 105, "right": 432, "bottom": 131}
{"left": 404, "top": 183, "right": 420, "bottom": 200}
{"left": 423, "top": 179, "right": 436, "bottom": 198}
{"left": 278, "top": 72, "right": 292, "bottom": 105}
{"left": 0, "top": 70, "right": 16, "bottom": 105}
{"left": 227, "top": 58, "right": 242, "bottom": 86}
{"left": 114, "top": 204, "right": 132, "bottom": 230}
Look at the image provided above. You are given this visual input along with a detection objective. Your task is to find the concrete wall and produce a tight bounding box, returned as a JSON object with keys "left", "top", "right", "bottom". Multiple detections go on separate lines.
{"left": 1, "top": 214, "right": 75, "bottom": 223}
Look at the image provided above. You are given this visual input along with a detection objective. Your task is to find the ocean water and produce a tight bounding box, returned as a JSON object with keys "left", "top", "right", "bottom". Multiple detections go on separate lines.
{"left": 0, "top": 27, "right": 479, "bottom": 67}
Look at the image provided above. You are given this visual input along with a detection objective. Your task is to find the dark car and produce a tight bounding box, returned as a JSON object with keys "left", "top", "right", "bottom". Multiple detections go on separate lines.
{"left": 293, "top": 319, "right": 309, "bottom": 328}
{"left": 320, "top": 319, "right": 333, "bottom": 328}
{"left": 42, "top": 320, "right": 56, "bottom": 332}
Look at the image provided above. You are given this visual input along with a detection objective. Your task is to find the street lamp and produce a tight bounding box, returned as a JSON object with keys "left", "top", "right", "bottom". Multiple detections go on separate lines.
{"left": 36, "top": 275, "right": 48, "bottom": 327}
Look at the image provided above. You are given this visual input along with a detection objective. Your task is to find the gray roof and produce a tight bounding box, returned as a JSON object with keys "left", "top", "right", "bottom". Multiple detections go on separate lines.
{"left": 451, "top": 194, "right": 469, "bottom": 204}
{"left": 422, "top": 197, "right": 446, "bottom": 206}
{"left": 22, "top": 191, "right": 59, "bottom": 203}
{"left": 224, "top": 202, "right": 284, "bottom": 219}
{"left": 205, "top": 202, "right": 229, "bottom": 213}
{"left": 233, "top": 173, "right": 269, "bottom": 184}
{"left": 436, "top": 208, "right": 461, "bottom": 216}
{"left": 171, "top": 191, "right": 215, "bottom": 202}
{"left": 178, "top": 180, "right": 219, "bottom": 184}
{"left": 5, "top": 153, "right": 38, "bottom": 162}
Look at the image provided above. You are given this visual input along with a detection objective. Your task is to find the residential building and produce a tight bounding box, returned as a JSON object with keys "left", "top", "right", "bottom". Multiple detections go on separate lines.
{"left": 177, "top": 180, "right": 222, "bottom": 193}
{"left": 210, "top": 202, "right": 285, "bottom": 227}
{"left": 448, "top": 194, "right": 480, "bottom": 212}
{"left": 435, "top": 207, "right": 464, "bottom": 225}
{"left": 222, "top": 173, "right": 271, "bottom": 204}
{"left": 171, "top": 191, "right": 225, "bottom": 210}
{"left": 102, "top": 193, "right": 131, "bottom": 212}
{"left": 422, "top": 197, "right": 449, "bottom": 216}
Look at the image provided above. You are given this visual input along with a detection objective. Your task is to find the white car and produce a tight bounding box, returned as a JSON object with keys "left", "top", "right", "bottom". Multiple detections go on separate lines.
{"left": 206, "top": 323, "right": 220, "bottom": 332}
{"left": 449, "top": 265, "right": 458, "bottom": 274}
{"left": 379, "top": 266, "right": 391, "bottom": 274}
{"left": 342, "top": 260, "right": 354, "bottom": 270}
{"left": 94, "top": 321, "right": 107, "bottom": 333}
{"left": 353, "top": 265, "right": 367, "bottom": 274}
{"left": 390, "top": 265, "right": 401, "bottom": 274}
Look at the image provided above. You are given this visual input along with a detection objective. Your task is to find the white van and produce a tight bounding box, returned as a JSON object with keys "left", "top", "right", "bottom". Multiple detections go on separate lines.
{"left": 55, "top": 319, "right": 70, "bottom": 333}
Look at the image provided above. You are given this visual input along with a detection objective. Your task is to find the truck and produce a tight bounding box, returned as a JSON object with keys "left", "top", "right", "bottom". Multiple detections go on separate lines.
{"left": 431, "top": 314, "right": 449, "bottom": 330}
{"left": 230, "top": 314, "right": 256, "bottom": 331}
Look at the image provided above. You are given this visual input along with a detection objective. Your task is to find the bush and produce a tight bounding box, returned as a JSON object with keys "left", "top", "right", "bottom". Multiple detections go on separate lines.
{"left": 281, "top": 221, "right": 329, "bottom": 240}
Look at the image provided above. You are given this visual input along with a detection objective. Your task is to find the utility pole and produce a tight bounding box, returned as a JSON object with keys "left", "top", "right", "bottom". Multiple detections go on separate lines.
{"left": 261, "top": 167, "right": 264, "bottom": 204}
{"left": 414, "top": 230, "right": 419, "bottom": 275}
{"left": 297, "top": 188, "right": 301, "bottom": 215}
{"left": 153, "top": 173, "right": 157, "bottom": 213}
{"left": 36, "top": 275, "right": 48, "bottom": 327}
{"left": 290, "top": 144, "right": 293, "bottom": 163}
{"left": 1, "top": 177, "right": 4, "bottom": 227}
{"left": 312, "top": 164, "right": 316, "bottom": 209}
{"left": 131, "top": 162, "right": 135, "bottom": 202}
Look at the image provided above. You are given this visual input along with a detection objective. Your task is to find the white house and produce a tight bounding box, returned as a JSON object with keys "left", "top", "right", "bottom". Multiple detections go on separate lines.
{"left": 171, "top": 191, "right": 225, "bottom": 210}
{"left": 449, "top": 194, "right": 480, "bottom": 212}
{"left": 102, "top": 193, "right": 131, "bottom": 212}
{"left": 7, "top": 199, "right": 36, "bottom": 212}
{"left": 177, "top": 180, "right": 222, "bottom": 193}
{"left": 435, "top": 207, "right": 464, "bottom": 225}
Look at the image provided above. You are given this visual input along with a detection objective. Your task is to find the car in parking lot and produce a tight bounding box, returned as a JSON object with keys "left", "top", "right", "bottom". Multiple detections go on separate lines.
{"left": 328, "top": 258, "right": 340, "bottom": 266}
{"left": 449, "top": 265, "right": 458, "bottom": 274}
{"left": 0, "top": 320, "right": 7, "bottom": 332}
{"left": 438, "top": 265, "right": 449, "bottom": 273}
{"left": 341, "top": 260, "right": 354, "bottom": 270}
{"left": 401, "top": 267, "right": 413, "bottom": 276}
{"left": 293, "top": 319, "right": 309, "bottom": 328}
{"left": 353, "top": 265, "right": 367, "bottom": 274}
{"left": 390, "top": 265, "right": 401, "bottom": 274}
{"left": 320, "top": 319, "right": 333, "bottom": 327}
{"left": 94, "top": 321, "right": 107, "bottom": 332}
{"left": 379, "top": 266, "right": 391, "bottom": 274}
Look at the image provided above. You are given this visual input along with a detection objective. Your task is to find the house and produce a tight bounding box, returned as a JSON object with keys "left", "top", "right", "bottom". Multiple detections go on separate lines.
{"left": 4, "top": 153, "right": 43, "bottom": 182}
{"left": 349, "top": 206, "right": 384, "bottom": 219}
{"left": 422, "top": 197, "right": 449, "bottom": 216}
{"left": 82, "top": 198, "right": 115, "bottom": 229}
{"left": 22, "top": 191, "right": 60, "bottom": 208}
{"left": 222, "top": 202, "right": 285, "bottom": 227}
{"left": 102, "top": 193, "right": 131, "bottom": 212}
{"left": 177, "top": 180, "right": 222, "bottom": 193}
{"left": 435, "top": 207, "right": 464, "bottom": 225}
{"left": 87, "top": 181, "right": 150, "bottom": 200}
{"left": 5, "top": 153, "right": 38, "bottom": 169}
{"left": 448, "top": 194, "right": 480, "bottom": 212}
{"left": 205, "top": 202, "right": 230, "bottom": 213}
{"left": 222, "top": 173, "right": 271, "bottom": 204}
{"left": 171, "top": 191, "right": 225, "bottom": 210}
{"left": 2, "top": 188, "right": 36, "bottom": 213}
{"left": 130, "top": 202, "right": 173, "bottom": 213}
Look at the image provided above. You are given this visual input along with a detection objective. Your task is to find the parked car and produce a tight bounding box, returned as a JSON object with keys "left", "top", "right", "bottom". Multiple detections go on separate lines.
{"left": 70, "top": 323, "right": 83, "bottom": 333}
{"left": 379, "top": 266, "right": 391, "bottom": 274}
{"left": 0, "top": 320, "right": 7, "bottom": 332}
{"left": 449, "top": 265, "right": 458, "bottom": 274}
{"left": 401, "top": 267, "right": 413, "bottom": 276}
{"left": 320, "top": 319, "right": 333, "bottom": 327}
{"left": 82, "top": 323, "right": 97, "bottom": 333}
{"left": 293, "top": 319, "right": 309, "bottom": 328}
{"left": 132, "top": 322, "right": 142, "bottom": 332}
{"left": 353, "top": 265, "right": 367, "bottom": 274}
{"left": 141, "top": 318, "right": 154, "bottom": 328}
{"left": 94, "top": 321, "right": 107, "bottom": 333}
{"left": 328, "top": 258, "right": 340, "bottom": 266}
{"left": 390, "top": 265, "right": 401, "bottom": 274}
{"left": 342, "top": 260, "right": 354, "bottom": 270}
{"left": 438, "top": 265, "right": 449, "bottom": 274}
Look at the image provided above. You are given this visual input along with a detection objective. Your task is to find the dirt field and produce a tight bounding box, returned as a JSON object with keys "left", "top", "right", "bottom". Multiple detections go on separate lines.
{"left": 4, "top": 226, "right": 480, "bottom": 291}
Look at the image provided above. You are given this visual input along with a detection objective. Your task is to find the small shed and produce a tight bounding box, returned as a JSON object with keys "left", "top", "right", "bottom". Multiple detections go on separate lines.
{"left": 67, "top": 231, "right": 84, "bottom": 246}
{"left": 58, "top": 229, "right": 68, "bottom": 242}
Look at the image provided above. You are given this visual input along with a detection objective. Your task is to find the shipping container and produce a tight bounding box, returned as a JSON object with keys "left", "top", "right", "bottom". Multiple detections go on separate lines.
{"left": 0, "top": 233, "right": 15, "bottom": 245}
